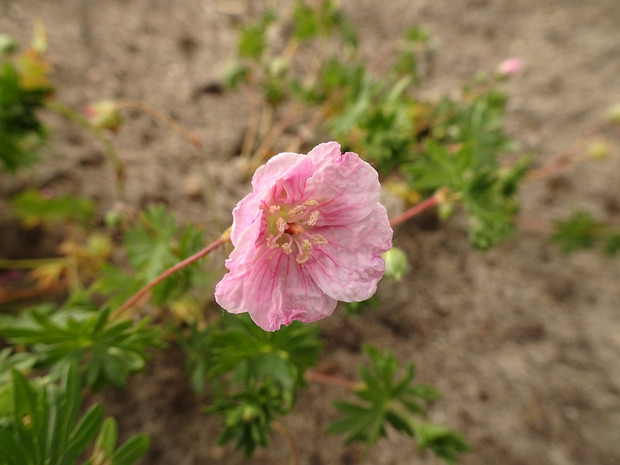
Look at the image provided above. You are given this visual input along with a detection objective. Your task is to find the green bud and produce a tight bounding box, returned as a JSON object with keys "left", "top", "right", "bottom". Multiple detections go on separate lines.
{"left": 438, "top": 202, "right": 454, "bottom": 220}
{"left": 0, "top": 34, "right": 18, "bottom": 55}
{"left": 383, "top": 247, "right": 408, "bottom": 281}
{"left": 606, "top": 104, "right": 620, "bottom": 125}
{"left": 586, "top": 139, "right": 610, "bottom": 160}
{"left": 84, "top": 100, "right": 122, "bottom": 132}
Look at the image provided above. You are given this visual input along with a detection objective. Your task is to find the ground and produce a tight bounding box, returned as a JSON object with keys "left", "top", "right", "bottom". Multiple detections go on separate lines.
{"left": 1, "top": 1, "right": 620, "bottom": 464}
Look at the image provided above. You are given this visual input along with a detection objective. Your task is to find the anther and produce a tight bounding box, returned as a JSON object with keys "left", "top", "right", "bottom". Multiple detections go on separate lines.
{"left": 307, "top": 210, "right": 319, "bottom": 227}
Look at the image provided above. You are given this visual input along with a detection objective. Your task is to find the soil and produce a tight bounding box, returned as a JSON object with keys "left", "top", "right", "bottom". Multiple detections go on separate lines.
{"left": 2, "top": 1, "right": 620, "bottom": 464}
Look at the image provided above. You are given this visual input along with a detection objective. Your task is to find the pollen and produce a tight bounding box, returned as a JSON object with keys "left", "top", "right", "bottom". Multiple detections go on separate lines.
{"left": 276, "top": 216, "right": 287, "bottom": 233}
{"left": 282, "top": 242, "right": 293, "bottom": 255}
{"left": 307, "top": 210, "right": 319, "bottom": 227}
{"left": 311, "top": 233, "right": 328, "bottom": 245}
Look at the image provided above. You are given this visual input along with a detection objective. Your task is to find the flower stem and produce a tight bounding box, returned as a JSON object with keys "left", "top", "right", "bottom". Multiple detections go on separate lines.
{"left": 272, "top": 421, "right": 299, "bottom": 465}
{"left": 45, "top": 100, "right": 126, "bottom": 201}
{"left": 0, "top": 257, "right": 66, "bottom": 269}
{"left": 305, "top": 370, "right": 359, "bottom": 391}
{"left": 389, "top": 195, "right": 439, "bottom": 227}
{"left": 110, "top": 235, "right": 229, "bottom": 320}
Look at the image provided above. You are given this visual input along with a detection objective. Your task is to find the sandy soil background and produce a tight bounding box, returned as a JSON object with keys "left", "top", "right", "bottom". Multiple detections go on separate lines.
{"left": 1, "top": 1, "right": 620, "bottom": 464}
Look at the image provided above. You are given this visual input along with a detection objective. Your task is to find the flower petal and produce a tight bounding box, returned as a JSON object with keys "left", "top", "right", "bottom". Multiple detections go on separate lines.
{"left": 215, "top": 245, "right": 337, "bottom": 331}
{"left": 305, "top": 143, "right": 381, "bottom": 225}
{"left": 229, "top": 191, "right": 263, "bottom": 246}
{"left": 304, "top": 203, "right": 392, "bottom": 302}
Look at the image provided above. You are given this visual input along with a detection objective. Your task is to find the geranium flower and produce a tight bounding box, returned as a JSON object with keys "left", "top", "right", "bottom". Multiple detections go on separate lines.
{"left": 215, "top": 141, "right": 393, "bottom": 331}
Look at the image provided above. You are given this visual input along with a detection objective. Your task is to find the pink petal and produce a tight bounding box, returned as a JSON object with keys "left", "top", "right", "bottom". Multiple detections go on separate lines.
{"left": 304, "top": 203, "right": 392, "bottom": 302}
{"left": 304, "top": 142, "right": 381, "bottom": 226}
{"left": 215, "top": 244, "right": 337, "bottom": 331}
{"left": 229, "top": 191, "right": 263, "bottom": 246}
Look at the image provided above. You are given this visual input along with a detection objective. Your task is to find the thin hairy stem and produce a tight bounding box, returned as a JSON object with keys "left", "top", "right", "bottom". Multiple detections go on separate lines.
{"left": 389, "top": 195, "right": 439, "bottom": 227}
{"left": 0, "top": 257, "right": 66, "bottom": 269}
{"left": 45, "top": 100, "right": 126, "bottom": 201}
{"left": 271, "top": 421, "right": 299, "bottom": 465}
{"left": 306, "top": 370, "right": 359, "bottom": 391}
{"left": 111, "top": 235, "right": 229, "bottom": 320}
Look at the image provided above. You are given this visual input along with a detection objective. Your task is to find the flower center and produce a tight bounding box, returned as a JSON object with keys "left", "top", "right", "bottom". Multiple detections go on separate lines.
{"left": 263, "top": 199, "right": 328, "bottom": 264}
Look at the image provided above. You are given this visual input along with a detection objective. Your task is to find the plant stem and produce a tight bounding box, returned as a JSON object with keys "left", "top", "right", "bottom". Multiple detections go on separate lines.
{"left": 272, "top": 421, "right": 299, "bottom": 465}
{"left": 389, "top": 195, "right": 439, "bottom": 227}
{"left": 111, "top": 236, "right": 228, "bottom": 320}
{"left": 45, "top": 100, "right": 126, "bottom": 201}
{"left": 0, "top": 257, "right": 66, "bottom": 269}
{"left": 306, "top": 370, "right": 359, "bottom": 391}
{"left": 249, "top": 103, "right": 303, "bottom": 169}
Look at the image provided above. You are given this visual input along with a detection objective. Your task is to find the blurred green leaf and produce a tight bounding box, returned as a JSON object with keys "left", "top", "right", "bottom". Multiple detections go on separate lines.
{"left": 0, "top": 301, "right": 162, "bottom": 391}
{"left": 238, "top": 10, "right": 275, "bottom": 60}
{"left": 11, "top": 189, "right": 95, "bottom": 227}
{"left": 328, "top": 345, "right": 467, "bottom": 463}
{"left": 551, "top": 210, "right": 603, "bottom": 253}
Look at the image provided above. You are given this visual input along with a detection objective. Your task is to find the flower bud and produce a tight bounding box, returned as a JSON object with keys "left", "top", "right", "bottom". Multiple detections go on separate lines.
{"left": 85, "top": 100, "right": 122, "bottom": 132}
{"left": 0, "top": 34, "right": 18, "bottom": 56}
{"left": 606, "top": 104, "right": 620, "bottom": 126}
{"left": 586, "top": 139, "right": 611, "bottom": 160}
{"left": 383, "top": 247, "right": 408, "bottom": 281}
{"left": 497, "top": 57, "right": 522, "bottom": 76}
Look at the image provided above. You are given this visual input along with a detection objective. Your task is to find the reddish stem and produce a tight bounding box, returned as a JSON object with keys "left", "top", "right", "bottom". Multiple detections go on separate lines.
{"left": 389, "top": 195, "right": 439, "bottom": 227}
{"left": 111, "top": 237, "right": 227, "bottom": 320}
{"left": 306, "top": 369, "right": 359, "bottom": 391}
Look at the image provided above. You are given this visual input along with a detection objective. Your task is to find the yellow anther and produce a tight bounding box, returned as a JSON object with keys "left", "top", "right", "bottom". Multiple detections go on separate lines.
{"left": 307, "top": 210, "right": 319, "bottom": 227}
{"left": 276, "top": 217, "right": 287, "bottom": 233}
{"left": 311, "top": 233, "right": 328, "bottom": 245}
{"left": 282, "top": 243, "right": 293, "bottom": 255}
{"left": 266, "top": 235, "right": 279, "bottom": 249}
{"left": 304, "top": 199, "right": 319, "bottom": 206}
{"left": 269, "top": 205, "right": 280, "bottom": 214}
{"left": 289, "top": 205, "right": 306, "bottom": 216}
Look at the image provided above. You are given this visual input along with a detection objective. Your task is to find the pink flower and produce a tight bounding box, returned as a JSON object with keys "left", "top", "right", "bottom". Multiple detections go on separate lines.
{"left": 497, "top": 57, "right": 522, "bottom": 76}
{"left": 215, "top": 142, "right": 393, "bottom": 331}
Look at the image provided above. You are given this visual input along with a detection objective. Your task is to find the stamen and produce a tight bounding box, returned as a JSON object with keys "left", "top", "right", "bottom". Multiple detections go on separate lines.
{"left": 276, "top": 217, "right": 287, "bottom": 233}
{"left": 295, "top": 238, "right": 313, "bottom": 264}
{"left": 310, "top": 233, "right": 328, "bottom": 245}
{"left": 269, "top": 205, "right": 280, "bottom": 214}
{"left": 266, "top": 234, "right": 279, "bottom": 249}
{"left": 289, "top": 205, "right": 306, "bottom": 217}
{"left": 307, "top": 210, "right": 319, "bottom": 227}
{"left": 282, "top": 242, "right": 293, "bottom": 255}
{"left": 304, "top": 200, "right": 319, "bottom": 206}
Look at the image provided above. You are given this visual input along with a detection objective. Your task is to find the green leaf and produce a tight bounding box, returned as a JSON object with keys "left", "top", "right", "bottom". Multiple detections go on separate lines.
{"left": 551, "top": 210, "right": 603, "bottom": 253}
{"left": 0, "top": 302, "right": 162, "bottom": 391}
{"left": 204, "top": 313, "right": 322, "bottom": 391}
{"left": 0, "top": 61, "right": 49, "bottom": 172}
{"left": 604, "top": 231, "right": 620, "bottom": 257}
{"left": 238, "top": 11, "right": 275, "bottom": 60}
{"left": 112, "top": 434, "right": 150, "bottom": 465}
{"left": 328, "top": 345, "right": 468, "bottom": 463}
{"left": 413, "top": 422, "right": 470, "bottom": 465}
{"left": 10, "top": 189, "right": 95, "bottom": 227}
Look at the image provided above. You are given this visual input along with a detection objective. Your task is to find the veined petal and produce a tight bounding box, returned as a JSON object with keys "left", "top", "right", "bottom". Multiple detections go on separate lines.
{"left": 304, "top": 203, "right": 392, "bottom": 302}
{"left": 229, "top": 191, "right": 263, "bottom": 246}
{"left": 305, "top": 144, "right": 381, "bottom": 225}
{"left": 215, "top": 245, "right": 337, "bottom": 331}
